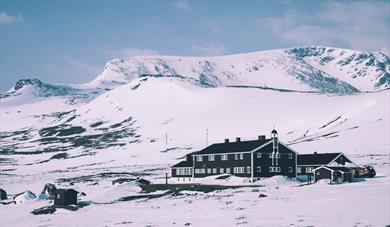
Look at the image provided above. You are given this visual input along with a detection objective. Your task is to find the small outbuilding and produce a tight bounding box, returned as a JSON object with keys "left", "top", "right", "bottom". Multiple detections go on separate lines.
{"left": 0, "top": 188, "right": 7, "bottom": 200}
{"left": 313, "top": 166, "right": 353, "bottom": 183}
{"left": 53, "top": 189, "right": 78, "bottom": 206}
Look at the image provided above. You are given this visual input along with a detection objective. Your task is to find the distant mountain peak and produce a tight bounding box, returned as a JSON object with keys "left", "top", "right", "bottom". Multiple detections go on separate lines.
{"left": 14, "top": 78, "right": 42, "bottom": 90}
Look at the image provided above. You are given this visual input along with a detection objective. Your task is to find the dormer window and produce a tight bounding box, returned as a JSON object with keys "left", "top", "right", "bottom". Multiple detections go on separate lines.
{"left": 209, "top": 155, "right": 215, "bottom": 161}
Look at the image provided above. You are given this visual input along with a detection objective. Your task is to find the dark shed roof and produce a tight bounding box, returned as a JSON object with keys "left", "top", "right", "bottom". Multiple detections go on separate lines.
{"left": 193, "top": 139, "right": 272, "bottom": 155}
{"left": 298, "top": 153, "right": 341, "bottom": 166}
{"left": 54, "top": 189, "right": 78, "bottom": 195}
{"left": 171, "top": 160, "right": 193, "bottom": 168}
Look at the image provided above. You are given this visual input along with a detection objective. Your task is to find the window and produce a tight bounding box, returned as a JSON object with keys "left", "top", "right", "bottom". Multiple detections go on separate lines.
{"left": 239, "top": 154, "right": 244, "bottom": 160}
{"left": 297, "top": 167, "right": 301, "bottom": 173}
{"left": 233, "top": 167, "right": 245, "bottom": 173}
{"left": 288, "top": 153, "right": 293, "bottom": 159}
{"left": 234, "top": 154, "right": 239, "bottom": 160}
{"left": 306, "top": 167, "right": 313, "bottom": 173}
{"left": 316, "top": 171, "right": 320, "bottom": 175}
{"left": 196, "top": 156, "right": 203, "bottom": 162}
{"left": 213, "top": 168, "right": 217, "bottom": 174}
{"left": 209, "top": 155, "right": 215, "bottom": 161}
{"left": 269, "top": 153, "right": 273, "bottom": 158}
{"left": 195, "top": 168, "right": 206, "bottom": 174}
{"left": 220, "top": 168, "right": 224, "bottom": 174}
{"left": 256, "top": 166, "right": 261, "bottom": 173}
{"left": 288, "top": 167, "right": 293, "bottom": 173}
{"left": 247, "top": 166, "right": 251, "bottom": 174}
{"left": 57, "top": 194, "right": 60, "bottom": 199}
{"left": 221, "top": 154, "right": 228, "bottom": 161}
{"left": 269, "top": 167, "right": 281, "bottom": 172}
{"left": 256, "top": 153, "right": 261, "bottom": 158}
{"left": 207, "top": 168, "right": 212, "bottom": 174}
{"left": 226, "top": 168, "right": 231, "bottom": 174}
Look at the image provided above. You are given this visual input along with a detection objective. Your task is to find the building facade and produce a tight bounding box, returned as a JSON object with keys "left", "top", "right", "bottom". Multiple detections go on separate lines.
{"left": 171, "top": 130, "right": 298, "bottom": 182}
{"left": 313, "top": 166, "right": 353, "bottom": 183}
{"left": 54, "top": 189, "right": 78, "bottom": 206}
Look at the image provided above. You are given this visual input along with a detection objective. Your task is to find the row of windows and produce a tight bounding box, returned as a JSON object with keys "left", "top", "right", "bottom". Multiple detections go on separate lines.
{"left": 175, "top": 168, "right": 192, "bottom": 176}
{"left": 194, "top": 166, "right": 294, "bottom": 174}
{"left": 266, "top": 153, "right": 294, "bottom": 159}
{"left": 297, "top": 167, "right": 314, "bottom": 173}
{"left": 196, "top": 153, "right": 294, "bottom": 162}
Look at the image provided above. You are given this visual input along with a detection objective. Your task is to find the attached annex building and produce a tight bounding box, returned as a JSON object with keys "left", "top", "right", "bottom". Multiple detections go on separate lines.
{"left": 297, "top": 152, "right": 356, "bottom": 176}
{"left": 171, "top": 130, "right": 298, "bottom": 182}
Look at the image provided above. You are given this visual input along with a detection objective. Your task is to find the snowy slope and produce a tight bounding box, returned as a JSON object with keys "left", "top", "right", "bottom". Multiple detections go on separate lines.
{"left": 1, "top": 77, "right": 388, "bottom": 159}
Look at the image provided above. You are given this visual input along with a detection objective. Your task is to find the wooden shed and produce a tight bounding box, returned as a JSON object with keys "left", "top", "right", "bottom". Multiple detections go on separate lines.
{"left": 313, "top": 166, "right": 353, "bottom": 183}
{"left": 53, "top": 189, "right": 78, "bottom": 206}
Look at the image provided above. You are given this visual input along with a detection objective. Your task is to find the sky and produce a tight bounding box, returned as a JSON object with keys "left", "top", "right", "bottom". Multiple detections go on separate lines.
{"left": 0, "top": 0, "right": 389, "bottom": 91}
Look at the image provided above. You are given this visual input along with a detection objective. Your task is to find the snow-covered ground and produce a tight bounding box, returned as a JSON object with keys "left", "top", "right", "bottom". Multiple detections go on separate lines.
{"left": 1, "top": 46, "right": 389, "bottom": 226}
{"left": 1, "top": 153, "right": 389, "bottom": 226}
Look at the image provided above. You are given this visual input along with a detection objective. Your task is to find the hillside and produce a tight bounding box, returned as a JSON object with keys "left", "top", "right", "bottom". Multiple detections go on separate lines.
{"left": 1, "top": 46, "right": 389, "bottom": 227}
{"left": 1, "top": 46, "right": 389, "bottom": 159}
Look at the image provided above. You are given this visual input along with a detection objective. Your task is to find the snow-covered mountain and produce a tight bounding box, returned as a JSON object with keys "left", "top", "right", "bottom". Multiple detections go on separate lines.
{"left": 2, "top": 46, "right": 389, "bottom": 104}
{"left": 90, "top": 46, "right": 389, "bottom": 93}
{"left": 1, "top": 46, "right": 389, "bottom": 157}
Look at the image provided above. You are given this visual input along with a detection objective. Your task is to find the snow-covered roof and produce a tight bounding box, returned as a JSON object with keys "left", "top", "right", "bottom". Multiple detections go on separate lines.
{"left": 171, "top": 160, "right": 193, "bottom": 168}
{"left": 298, "top": 153, "right": 343, "bottom": 166}
{"left": 192, "top": 139, "right": 272, "bottom": 155}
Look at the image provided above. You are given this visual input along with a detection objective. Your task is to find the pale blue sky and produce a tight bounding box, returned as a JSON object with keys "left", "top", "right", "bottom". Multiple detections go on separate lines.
{"left": 1, "top": 0, "right": 389, "bottom": 91}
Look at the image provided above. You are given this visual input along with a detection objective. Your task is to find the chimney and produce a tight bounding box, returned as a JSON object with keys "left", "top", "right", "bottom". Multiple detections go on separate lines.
{"left": 258, "top": 135, "right": 266, "bottom": 140}
{"left": 224, "top": 139, "right": 229, "bottom": 143}
{"left": 236, "top": 137, "right": 241, "bottom": 142}
{"left": 314, "top": 151, "right": 317, "bottom": 155}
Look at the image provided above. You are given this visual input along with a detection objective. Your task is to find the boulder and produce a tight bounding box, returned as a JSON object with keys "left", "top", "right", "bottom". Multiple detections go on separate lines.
{"left": 31, "top": 206, "right": 56, "bottom": 215}
{"left": 0, "top": 188, "right": 7, "bottom": 200}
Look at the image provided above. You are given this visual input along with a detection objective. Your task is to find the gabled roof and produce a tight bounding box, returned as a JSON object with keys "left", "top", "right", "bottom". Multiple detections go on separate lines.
{"left": 192, "top": 139, "right": 272, "bottom": 155}
{"left": 171, "top": 160, "right": 193, "bottom": 168}
{"left": 314, "top": 166, "right": 352, "bottom": 173}
{"left": 297, "top": 153, "right": 342, "bottom": 166}
{"left": 326, "top": 166, "right": 353, "bottom": 173}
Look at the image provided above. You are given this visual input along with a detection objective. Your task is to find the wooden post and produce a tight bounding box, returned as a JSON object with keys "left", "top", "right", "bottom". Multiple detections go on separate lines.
{"left": 251, "top": 152, "right": 254, "bottom": 182}
{"left": 165, "top": 172, "right": 168, "bottom": 184}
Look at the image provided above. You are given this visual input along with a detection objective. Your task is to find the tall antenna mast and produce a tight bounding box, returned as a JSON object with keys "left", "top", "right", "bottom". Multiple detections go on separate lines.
{"left": 206, "top": 128, "right": 209, "bottom": 146}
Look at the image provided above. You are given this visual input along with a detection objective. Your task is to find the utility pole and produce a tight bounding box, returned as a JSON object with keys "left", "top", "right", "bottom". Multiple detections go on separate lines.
{"left": 165, "top": 132, "right": 168, "bottom": 151}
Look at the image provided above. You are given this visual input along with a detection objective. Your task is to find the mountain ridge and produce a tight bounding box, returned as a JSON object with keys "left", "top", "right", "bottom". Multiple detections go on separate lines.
{"left": 2, "top": 46, "right": 389, "bottom": 100}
